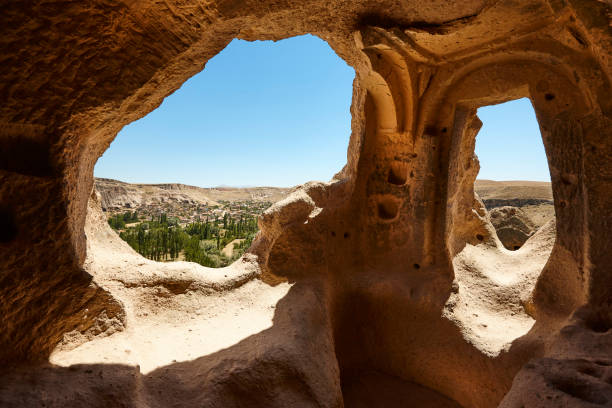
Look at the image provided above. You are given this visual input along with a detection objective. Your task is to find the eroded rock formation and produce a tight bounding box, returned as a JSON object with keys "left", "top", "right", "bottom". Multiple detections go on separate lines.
{"left": 489, "top": 206, "right": 537, "bottom": 250}
{"left": 1, "top": 1, "right": 611, "bottom": 407}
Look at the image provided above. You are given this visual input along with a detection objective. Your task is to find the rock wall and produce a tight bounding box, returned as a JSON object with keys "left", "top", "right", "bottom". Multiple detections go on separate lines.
{"left": 0, "top": 1, "right": 611, "bottom": 407}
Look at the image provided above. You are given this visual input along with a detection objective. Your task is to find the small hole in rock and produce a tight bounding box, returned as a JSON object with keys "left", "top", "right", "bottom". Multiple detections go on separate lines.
{"left": 584, "top": 310, "right": 612, "bottom": 333}
{"left": 377, "top": 198, "right": 399, "bottom": 220}
{"left": 568, "top": 27, "right": 587, "bottom": 47}
{"left": 545, "top": 93, "right": 555, "bottom": 101}
{"left": 331, "top": 231, "right": 336, "bottom": 237}
{"left": 514, "top": 245, "right": 521, "bottom": 250}
{"left": 343, "top": 232, "right": 349, "bottom": 239}
{"left": 387, "top": 164, "right": 407, "bottom": 185}
{"left": 561, "top": 176, "right": 572, "bottom": 185}
{"left": 413, "top": 263, "right": 420, "bottom": 269}
{"left": 0, "top": 210, "right": 17, "bottom": 243}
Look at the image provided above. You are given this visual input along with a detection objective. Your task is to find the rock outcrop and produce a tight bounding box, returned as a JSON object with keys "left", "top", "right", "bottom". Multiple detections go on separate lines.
{"left": 489, "top": 206, "right": 538, "bottom": 250}
{"left": 1, "top": 1, "right": 611, "bottom": 407}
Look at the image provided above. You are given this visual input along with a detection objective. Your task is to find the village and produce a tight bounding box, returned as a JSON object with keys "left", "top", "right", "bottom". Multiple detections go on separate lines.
{"left": 103, "top": 198, "right": 276, "bottom": 268}
{"left": 105, "top": 199, "right": 274, "bottom": 229}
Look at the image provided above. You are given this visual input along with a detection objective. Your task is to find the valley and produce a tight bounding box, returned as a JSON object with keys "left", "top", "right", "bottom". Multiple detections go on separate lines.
{"left": 97, "top": 177, "right": 555, "bottom": 266}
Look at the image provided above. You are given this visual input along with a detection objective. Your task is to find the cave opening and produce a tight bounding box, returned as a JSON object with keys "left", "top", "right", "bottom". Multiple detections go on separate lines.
{"left": 443, "top": 96, "right": 559, "bottom": 363}
{"left": 91, "top": 34, "right": 355, "bottom": 269}
{"left": 474, "top": 97, "right": 555, "bottom": 251}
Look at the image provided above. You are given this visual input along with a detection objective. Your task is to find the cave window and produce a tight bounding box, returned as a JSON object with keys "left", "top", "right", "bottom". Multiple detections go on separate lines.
{"left": 473, "top": 97, "right": 554, "bottom": 251}
{"left": 92, "top": 34, "right": 354, "bottom": 268}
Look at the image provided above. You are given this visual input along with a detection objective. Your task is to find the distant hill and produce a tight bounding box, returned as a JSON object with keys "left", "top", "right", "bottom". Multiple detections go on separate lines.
{"left": 95, "top": 177, "right": 553, "bottom": 212}
{"left": 94, "top": 178, "right": 294, "bottom": 211}
{"left": 474, "top": 179, "right": 553, "bottom": 209}
{"left": 474, "top": 179, "right": 554, "bottom": 232}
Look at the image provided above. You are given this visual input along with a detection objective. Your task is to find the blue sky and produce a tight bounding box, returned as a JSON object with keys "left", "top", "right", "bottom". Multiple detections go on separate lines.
{"left": 475, "top": 98, "right": 549, "bottom": 181}
{"left": 95, "top": 35, "right": 355, "bottom": 187}
{"left": 95, "top": 34, "right": 550, "bottom": 186}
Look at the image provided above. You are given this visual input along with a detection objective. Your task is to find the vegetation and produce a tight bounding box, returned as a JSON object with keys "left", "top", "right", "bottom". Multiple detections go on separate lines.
{"left": 110, "top": 212, "right": 259, "bottom": 268}
{"left": 108, "top": 211, "right": 139, "bottom": 229}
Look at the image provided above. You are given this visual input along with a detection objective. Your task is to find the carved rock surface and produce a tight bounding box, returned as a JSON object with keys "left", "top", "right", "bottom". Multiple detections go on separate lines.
{"left": 0, "top": 0, "right": 611, "bottom": 407}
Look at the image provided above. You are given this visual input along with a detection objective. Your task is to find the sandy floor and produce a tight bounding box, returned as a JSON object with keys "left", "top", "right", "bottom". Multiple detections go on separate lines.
{"left": 50, "top": 193, "right": 291, "bottom": 374}
{"left": 444, "top": 220, "right": 555, "bottom": 356}
{"left": 50, "top": 279, "right": 290, "bottom": 373}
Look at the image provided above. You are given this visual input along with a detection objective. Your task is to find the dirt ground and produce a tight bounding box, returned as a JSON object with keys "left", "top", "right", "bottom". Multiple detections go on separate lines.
{"left": 221, "top": 239, "right": 245, "bottom": 258}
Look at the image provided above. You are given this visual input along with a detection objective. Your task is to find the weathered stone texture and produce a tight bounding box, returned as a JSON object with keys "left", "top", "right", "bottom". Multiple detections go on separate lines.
{"left": 0, "top": 0, "right": 610, "bottom": 407}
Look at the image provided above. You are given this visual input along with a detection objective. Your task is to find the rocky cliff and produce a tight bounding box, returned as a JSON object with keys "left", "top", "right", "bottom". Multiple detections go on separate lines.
{"left": 95, "top": 177, "right": 293, "bottom": 211}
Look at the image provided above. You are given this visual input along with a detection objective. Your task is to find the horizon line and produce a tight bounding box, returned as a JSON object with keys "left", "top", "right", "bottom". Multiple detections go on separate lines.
{"left": 94, "top": 176, "right": 552, "bottom": 189}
